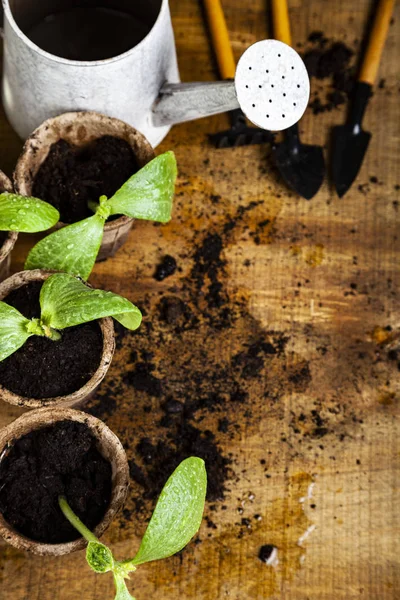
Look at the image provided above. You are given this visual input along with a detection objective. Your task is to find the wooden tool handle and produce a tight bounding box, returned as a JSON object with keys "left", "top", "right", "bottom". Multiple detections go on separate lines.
{"left": 359, "top": 0, "right": 395, "bottom": 85}
{"left": 271, "top": 0, "right": 292, "bottom": 46}
{"left": 203, "top": 0, "right": 236, "bottom": 79}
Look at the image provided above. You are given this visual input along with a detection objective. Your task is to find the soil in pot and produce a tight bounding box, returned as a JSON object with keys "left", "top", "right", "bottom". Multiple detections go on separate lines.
{"left": 0, "top": 420, "right": 112, "bottom": 543}
{"left": 32, "top": 136, "right": 139, "bottom": 223}
{"left": 0, "top": 281, "right": 103, "bottom": 399}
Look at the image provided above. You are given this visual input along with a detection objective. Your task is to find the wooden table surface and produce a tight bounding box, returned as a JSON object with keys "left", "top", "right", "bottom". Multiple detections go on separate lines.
{"left": 0, "top": 1, "right": 399, "bottom": 598}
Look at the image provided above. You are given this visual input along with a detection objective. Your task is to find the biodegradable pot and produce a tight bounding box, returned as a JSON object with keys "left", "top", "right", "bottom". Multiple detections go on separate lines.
{"left": 0, "top": 169, "right": 18, "bottom": 281}
{"left": 13, "top": 111, "right": 156, "bottom": 261}
{"left": 0, "top": 407, "right": 130, "bottom": 556}
{"left": 0, "top": 269, "right": 115, "bottom": 408}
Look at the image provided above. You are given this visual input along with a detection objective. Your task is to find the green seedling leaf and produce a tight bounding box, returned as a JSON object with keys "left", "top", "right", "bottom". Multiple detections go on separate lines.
{"left": 114, "top": 574, "right": 136, "bottom": 600}
{"left": 106, "top": 151, "right": 177, "bottom": 223}
{"left": 40, "top": 273, "right": 142, "bottom": 331}
{"left": 87, "top": 541, "right": 114, "bottom": 573}
{"left": 0, "top": 193, "right": 59, "bottom": 232}
{"left": 0, "top": 302, "right": 33, "bottom": 361}
{"left": 25, "top": 214, "right": 104, "bottom": 280}
{"left": 113, "top": 311, "right": 142, "bottom": 331}
{"left": 58, "top": 459, "right": 205, "bottom": 600}
{"left": 132, "top": 457, "right": 206, "bottom": 565}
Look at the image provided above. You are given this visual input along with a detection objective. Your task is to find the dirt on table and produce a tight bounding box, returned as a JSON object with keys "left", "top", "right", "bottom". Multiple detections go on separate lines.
{"left": 87, "top": 199, "right": 313, "bottom": 522}
{"left": 0, "top": 281, "right": 103, "bottom": 399}
{"left": 0, "top": 420, "right": 112, "bottom": 543}
{"left": 153, "top": 255, "right": 178, "bottom": 281}
{"left": 302, "top": 32, "right": 355, "bottom": 114}
{"left": 32, "top": 135, "right": 138, "bottom": 223}
{"left": 86, "top": 165, "right": 379, "bottom": 539}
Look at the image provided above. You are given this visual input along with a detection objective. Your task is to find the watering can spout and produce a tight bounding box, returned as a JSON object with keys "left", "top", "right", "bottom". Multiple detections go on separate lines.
{"left": 152, "top": 81, "right": 239, "bottom": 127}
{"left": 152, "top": 39, "right": 310, "bottom": 133}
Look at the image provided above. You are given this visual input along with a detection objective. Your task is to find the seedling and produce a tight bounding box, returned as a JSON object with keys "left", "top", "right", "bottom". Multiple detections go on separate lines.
{"left": 24, "top": 151, "right": 177, "bottom": 280}
{"left": 59, "top": 457, "right": 207, "bottom": 600}
{"left": 0, "top": 272, "right": 142, "bottom": 361}
{"left": 0, "top": 193, "right": 59, "bottom": 233}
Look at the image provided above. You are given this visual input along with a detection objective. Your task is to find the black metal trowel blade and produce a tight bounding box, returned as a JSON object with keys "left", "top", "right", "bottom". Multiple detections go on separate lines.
{"left": 331, "top": 124, "right": 371, "bottom": 198}
{"left": 272, "top": 124, "right": 325, "bottom": 200}
{"left": 331, "top": 81, "right": 373, "bottom": 198}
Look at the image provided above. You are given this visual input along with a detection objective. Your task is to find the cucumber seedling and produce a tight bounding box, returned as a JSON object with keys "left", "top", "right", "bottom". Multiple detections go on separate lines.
{"left": 59, "top": 457, "right": 207, "bottom": 600}
{"left": 0, "top": 193, "right": 59, "bottom": 233}
{"left": 0, "top": 272, "right": 142, "bottom": 361}
{"left": 24, "top": 151, "right": 177, "bottom": 280}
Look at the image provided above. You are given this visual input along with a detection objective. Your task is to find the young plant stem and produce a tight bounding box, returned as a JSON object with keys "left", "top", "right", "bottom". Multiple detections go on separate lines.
{"left": 43, "top": 325, "right": 62, "bottom": 341}
{"left": 26, "top": 318, "right": 62, "bottom": 341}
{"left": 58, "top": 496, "right": 99, "bottom": 543}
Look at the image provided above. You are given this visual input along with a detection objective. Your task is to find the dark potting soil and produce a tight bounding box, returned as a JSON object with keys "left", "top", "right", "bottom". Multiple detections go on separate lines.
{"left": 84, "top": 191, "right": 364, "bottom": 535}
{"left": 32, "top": 136, "right": 139, "bottom": 223}
{"left": 91, "top": 209, "right": 304, "bottom": 518}
{"left": 258, "top": 544, "right": 277, "bottom": 563}
{"left": 129, "top": 422, "right": 232, "bottom": 503}
{"left": 0, "top": 282, "right": 103, "bottom": 399}
{"left": 119, "top": 224, "right": 295, "bottom": 509}
{"left": 303, "top": 34, "right": 355, "bottom": 114}
{"left": 0, "top": 420, "right": 112, "bottom": 543}
{"left": 189, "top": 232, "right": 230, "bottom": 329}
{"left": 154, "top": 255, "right": 178, "bottom": 281}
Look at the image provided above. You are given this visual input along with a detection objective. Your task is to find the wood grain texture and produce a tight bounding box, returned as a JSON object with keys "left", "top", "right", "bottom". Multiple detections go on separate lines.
{"left": 0, "top": 1, "right": 399, "bottom": 599}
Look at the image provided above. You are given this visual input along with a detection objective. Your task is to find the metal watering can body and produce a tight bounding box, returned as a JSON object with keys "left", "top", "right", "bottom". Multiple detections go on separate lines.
{"left": 2, "top": 0, "right": 181, "bottom": 146}
{"left": 1, "top": 0, "right": 309, "bottom": 146}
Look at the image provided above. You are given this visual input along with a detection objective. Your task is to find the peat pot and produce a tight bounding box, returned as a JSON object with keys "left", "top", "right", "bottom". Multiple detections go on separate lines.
{"left": 0, "top": 269, "right": 115, "bottom": 408}
{"left": 0, "top": 169, "right": 17, "bottom": 281}
{"left": 0, "top": 407, "right": 129, "bottom": 555}
{"left": 14, "top": 111, "right": 155, "bottom": 260}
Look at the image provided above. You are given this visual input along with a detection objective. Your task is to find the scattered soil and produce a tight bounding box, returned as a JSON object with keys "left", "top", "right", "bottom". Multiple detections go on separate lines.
{"left": 86, "top": 378, "right": 121, "bottom": 420}
{"left": 154, "top": 255, "right": 178, "bottom": 281}
{"left": 89, "top": 201, "right": 314, "bottom": 523}
{"left": 258, "top": 544, "right": 277, "bottom": 563}
{"left": 188, "top": 232, "right": 230, "bottom": 329}
{"left": 33, "top": 136, "right": 138, "bottom": 223}
{"left": 0, "top": 281, "right": 103, "bottom": 398}
{"left": 129, "top": 423, "right": 231, "bottom": 503}
{"left": 158, "top": 296, "right": 195, "bottom": 331}
{"left": 0, "top": 420, "right": 112, "bottom": 543}
{"left": 83, "top": 173, "right": 376, "bottom": 539}
{"left": 303, "top": 32, "right": 355, "bottom": 114}
{"left": 124, "top": 356, "right": 163, "bottom": 398}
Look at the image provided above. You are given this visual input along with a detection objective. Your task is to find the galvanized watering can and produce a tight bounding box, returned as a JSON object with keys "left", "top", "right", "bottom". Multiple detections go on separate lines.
{"left": 1, "top": 0, "right": 310, "bottom": 146}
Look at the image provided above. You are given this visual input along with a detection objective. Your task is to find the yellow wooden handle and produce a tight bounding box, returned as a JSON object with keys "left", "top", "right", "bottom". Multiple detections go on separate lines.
{"left": 359, "top": 0, "right": 395, "bottom": 85}
{"left": 203, "top": 0, "right": 236, "bottom": 79}
{"left": 271, "top": 0, "right": 292, "bottom": 46}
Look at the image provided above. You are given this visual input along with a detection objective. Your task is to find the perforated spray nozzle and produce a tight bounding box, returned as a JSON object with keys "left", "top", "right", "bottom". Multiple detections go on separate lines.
{"left": 235, "top": 39, "right": 310, "bottom": 131}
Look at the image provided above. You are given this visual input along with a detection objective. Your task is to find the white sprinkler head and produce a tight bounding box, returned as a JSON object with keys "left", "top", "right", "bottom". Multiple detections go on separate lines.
{"left": 235, "top": 39, "right": 310, "bottom": 132}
